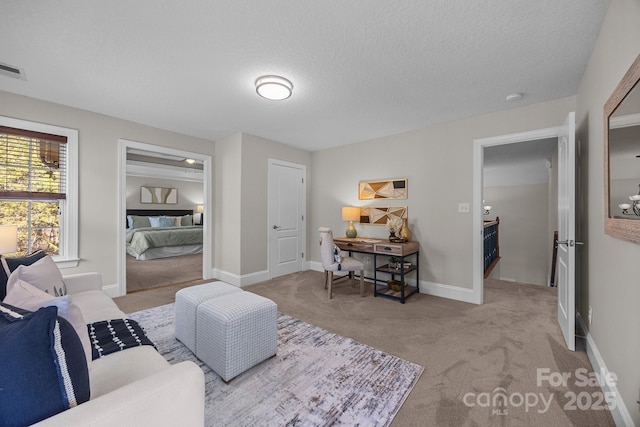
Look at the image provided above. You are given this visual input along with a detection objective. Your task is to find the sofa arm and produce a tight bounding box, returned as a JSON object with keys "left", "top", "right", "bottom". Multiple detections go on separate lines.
{"left": 33, "top": 361, "right": 205, "bottom": 427}
{"left": 62, "top": 272, "right": 103, "bottom": 294}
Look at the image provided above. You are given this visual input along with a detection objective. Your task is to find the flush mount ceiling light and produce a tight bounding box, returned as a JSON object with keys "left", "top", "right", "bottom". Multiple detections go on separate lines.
{"left": 185, "top": 158, "right": 196, "bottom": 164}
{"left": 255, "top": 75, "right": 293, "bottom": 100}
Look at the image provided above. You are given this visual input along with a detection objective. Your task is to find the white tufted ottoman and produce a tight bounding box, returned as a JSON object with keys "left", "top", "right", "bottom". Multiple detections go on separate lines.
{"left": 196, "top": 292, "right": 277, "bottom": 382}
{"left": 175, "top": 282, "right": 242, "bottom": 353}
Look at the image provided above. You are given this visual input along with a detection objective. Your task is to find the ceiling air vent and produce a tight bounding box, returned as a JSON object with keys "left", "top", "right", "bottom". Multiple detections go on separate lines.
{"left": 0, "top": 62, "right": 26, "bottom": 80}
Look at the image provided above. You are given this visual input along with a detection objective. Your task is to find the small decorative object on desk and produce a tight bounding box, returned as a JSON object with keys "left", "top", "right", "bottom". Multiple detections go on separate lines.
{"left": 386, "top": 217, "right": 403, "bottom": 241}
{"left": 399, "top": 218, "right": 411, "bottom": 241}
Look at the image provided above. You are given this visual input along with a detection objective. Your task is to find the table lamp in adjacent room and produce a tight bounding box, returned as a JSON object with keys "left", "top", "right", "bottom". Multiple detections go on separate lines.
{"left": 195, "top": 204, "right": 204, "bottom": 225}
{"left": 0, "top": 225, "right": 18, "bottom": 255}
{"left": 341, "top": 207, "right": 360, "bottom": 238}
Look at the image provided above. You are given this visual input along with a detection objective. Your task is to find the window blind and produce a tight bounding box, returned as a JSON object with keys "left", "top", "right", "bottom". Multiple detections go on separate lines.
{"left": 0, "top": 125, "right": 67, "bottom": 200}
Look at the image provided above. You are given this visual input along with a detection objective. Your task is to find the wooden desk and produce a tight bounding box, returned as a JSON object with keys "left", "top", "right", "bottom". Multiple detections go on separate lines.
{"left": 333, "top": 237, "right": 419, "bottom": 303}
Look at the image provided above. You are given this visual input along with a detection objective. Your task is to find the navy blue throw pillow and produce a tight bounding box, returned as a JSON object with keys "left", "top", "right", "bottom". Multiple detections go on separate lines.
{"left": 0, "top": 250, "right": 47, "bottom": 300}
{"left": 0, "top": 303, "right": 90, "bottom": 426}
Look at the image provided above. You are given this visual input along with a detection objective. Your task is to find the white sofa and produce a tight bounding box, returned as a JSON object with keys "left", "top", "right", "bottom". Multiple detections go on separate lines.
{"left": 33, "top": 273, "right": 205, "bottom": 427}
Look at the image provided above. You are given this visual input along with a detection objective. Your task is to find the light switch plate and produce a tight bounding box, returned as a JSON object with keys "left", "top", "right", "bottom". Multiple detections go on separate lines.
{"left": 458, "top": 203, "right": 470, "bottom": 213}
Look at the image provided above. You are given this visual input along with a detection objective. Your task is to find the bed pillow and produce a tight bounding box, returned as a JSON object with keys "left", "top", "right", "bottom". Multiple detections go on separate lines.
{"left": 158, "top": 217, "right": 175, "bottom": 227}
{"left": 164, "top": 216, "right": 181, "bottom": 226}
{"left": 0, "top": 250, "right": 47, "bottom": 300}
{"left": 129, "top": 215, "right": 152, "bottom": 229}
{"left": 148, "top": 216, "right": 162, "bottom": 227}
{"left": 6, "top": 255, "right": 67, "bottom": 297}
{"left": 4, "top": 279, "right": 92, "bottom": 367}
{"left": 181, "top": 214, "right": 193, "bottom": 226}
{"left": 0, "top": 304, "right": 90, "bottom": 426}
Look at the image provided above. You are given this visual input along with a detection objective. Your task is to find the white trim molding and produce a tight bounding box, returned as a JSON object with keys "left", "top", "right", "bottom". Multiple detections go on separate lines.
{"left": 212, "top": 268, "right": 269, "bottom": 288}
{"left": 472, "top": 126, "right": 562, "bottom": 305}
{"left": 0, "top": 115, "right": 79, "bottom": 268}
{"left": 418, "top": 280, "right": 477, "bottom": 304}
{"left": 576, "top": 313, "right": 634, "bottom": 427}
{"left": 117, "top": 139, "right": 213, "bottom": 297}
{"left": 310, "top": 260, "right": 476, "bottom": 304}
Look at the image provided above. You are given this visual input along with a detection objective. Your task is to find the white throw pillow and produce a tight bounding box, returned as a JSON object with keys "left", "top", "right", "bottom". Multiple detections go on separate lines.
{"left": 4, "top": 279, "right": 92, "bottom": 367}
{"left": 6, "top": 255, "right": 67, "bottom": 297}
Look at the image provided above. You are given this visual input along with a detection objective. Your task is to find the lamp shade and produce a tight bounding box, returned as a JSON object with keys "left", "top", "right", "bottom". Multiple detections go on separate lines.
{"left": 196, "top": 204, "right": 204, "bottom": 214}
{"left": 0, "top": 225, "right": 18, "bottom": 254}
{"left": 341, "top": 207, "right": 360, "bottom": 222}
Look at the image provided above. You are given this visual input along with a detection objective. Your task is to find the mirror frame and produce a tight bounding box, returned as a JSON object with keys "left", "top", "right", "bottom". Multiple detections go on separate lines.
{"left": 604, "top": 54, "right": 640, "bottom": 244}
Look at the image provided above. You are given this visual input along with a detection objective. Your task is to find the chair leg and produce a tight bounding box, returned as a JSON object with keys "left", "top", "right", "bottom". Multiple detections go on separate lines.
{"left": 349, "top": 271, "right": 355, "bottom": 287}
{"left": 328, "top": 271, "right": 333, "bottom": 299}
{"left": 359, "top": 269, "right": 365, "bottom": 297}
{"left": 324, "top": 270, "right": 328, "bottom": 290}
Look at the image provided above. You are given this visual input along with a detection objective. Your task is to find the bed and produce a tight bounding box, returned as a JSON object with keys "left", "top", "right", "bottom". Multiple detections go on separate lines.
{"left": 126, "top": 209, "right": 203, "bottom": 260}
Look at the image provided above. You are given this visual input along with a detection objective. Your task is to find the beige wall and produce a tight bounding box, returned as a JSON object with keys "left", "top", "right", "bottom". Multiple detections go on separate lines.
{"left": 214, "top": 133, "right": 242, "bottom": 275}
{"left": 0, "top": 91, "right": 215, "bottom": 286}
{"left": 126, "top": 176, "right": 203, "bottom": 211}
{"left": 484, "top": 184, "right": 549, "bottom": 286}
{"left": 575, "top": 0, "right": 640, "bottom": 423}
{"left": 214, "top": 132, "right": 311, "bottom": 279}
{"left": 311, "top": 96, "right": 575, "bottom": 290}
{"left": 240, "top": 133, "right": 311, "bottom": 276}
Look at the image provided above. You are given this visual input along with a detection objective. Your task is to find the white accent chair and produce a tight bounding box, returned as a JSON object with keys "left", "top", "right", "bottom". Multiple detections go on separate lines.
{"left": 319, "top": 227, "right": 365, "bottom": 299}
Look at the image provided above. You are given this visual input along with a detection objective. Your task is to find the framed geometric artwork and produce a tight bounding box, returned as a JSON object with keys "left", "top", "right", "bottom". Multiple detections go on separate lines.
{"left": 140, "top": 186, "right": 178, "bottom": 204}
{"left": 359, "top": 178, "right": 407, "bottom": 200}
{"left": 359, "top": 206, "right": 407, "bottom": 225}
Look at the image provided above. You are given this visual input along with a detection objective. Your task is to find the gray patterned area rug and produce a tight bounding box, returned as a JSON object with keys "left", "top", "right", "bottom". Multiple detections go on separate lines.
{"left": 129, "top": 303, "right": 423, "bottom": 427}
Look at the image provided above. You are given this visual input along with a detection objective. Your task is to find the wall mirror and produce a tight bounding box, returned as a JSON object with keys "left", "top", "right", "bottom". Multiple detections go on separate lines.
{"left": 605, "top": 54, "right": 640, "bottom": 243}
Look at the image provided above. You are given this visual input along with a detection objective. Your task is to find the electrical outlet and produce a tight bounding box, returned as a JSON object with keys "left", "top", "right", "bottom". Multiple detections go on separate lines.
{"left": 588, "top": 306, "right": 593, "bottom": 325}
{"left": 458, "top": 203, "right": 470, "bottom": 213}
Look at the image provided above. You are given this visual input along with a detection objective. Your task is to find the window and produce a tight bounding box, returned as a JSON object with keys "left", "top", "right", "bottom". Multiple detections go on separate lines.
{"left": 0, "top": 116, "right": 78, "bottom": 267}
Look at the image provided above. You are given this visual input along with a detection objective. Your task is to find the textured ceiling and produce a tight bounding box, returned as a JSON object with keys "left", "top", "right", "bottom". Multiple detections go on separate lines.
{"left": 0, "top": 1, "right": 609, "bottom": 151}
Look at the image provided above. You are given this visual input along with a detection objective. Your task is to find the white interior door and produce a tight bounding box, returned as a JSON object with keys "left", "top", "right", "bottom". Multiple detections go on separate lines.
{"left": 557, "top": 112, "right": 576, "bottom": 351}
{"left": 268, "top": 159, "right": 305, "bottom": 278}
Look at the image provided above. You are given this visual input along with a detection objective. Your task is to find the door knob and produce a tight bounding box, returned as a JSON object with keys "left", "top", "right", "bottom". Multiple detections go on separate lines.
{"left": 273, "top": 225, "right": 281, "bottom": 230}
{"left": 556, "top": 240, "right": 584, "bottom": 247}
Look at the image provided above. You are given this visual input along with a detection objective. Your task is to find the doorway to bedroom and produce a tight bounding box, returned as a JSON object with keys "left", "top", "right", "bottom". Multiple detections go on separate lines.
{"left": 118, "top": 140, "right": 213, "bottom": 296}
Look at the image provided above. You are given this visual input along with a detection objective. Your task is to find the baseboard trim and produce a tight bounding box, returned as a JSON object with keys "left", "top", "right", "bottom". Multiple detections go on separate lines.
{"left": 576, "top": 313, "right": 634, "bottom": 427}
{"left": 212, "top": 268, "right": 269, "bottom": 288}
{"left": 419, "top": 280, "right": 477, "bottom": 304}
{"left": 102, "top": 283, "right": 120, "bottom": 298}
{"left": 308, "top": 261, "right": 476, "bottom": 304}
{"left": 308, "top": 261, "right": 322, "bottom": 272}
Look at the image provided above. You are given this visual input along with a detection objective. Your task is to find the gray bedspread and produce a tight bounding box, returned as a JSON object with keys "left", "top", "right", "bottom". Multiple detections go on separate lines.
{"left": 126, "top": 226, "right": 203, "bottom": 255}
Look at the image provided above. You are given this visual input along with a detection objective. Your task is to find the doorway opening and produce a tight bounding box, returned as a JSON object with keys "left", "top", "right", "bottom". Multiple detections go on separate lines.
{"left": 117, "top": 140, "right": 213, "bottom": 297}
{"left": 482, "top": 138, "right": 558, "bottom": 287}
{"left": 473, "top": 112, "right": 576, "bottom": 352}
{"left": 473, "top": 126, "right": 564, "bottom": 304}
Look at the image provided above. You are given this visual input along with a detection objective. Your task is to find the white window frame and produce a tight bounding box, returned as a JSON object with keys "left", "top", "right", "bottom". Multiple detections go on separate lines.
{"left": 0, "top": 115, "right": 78, "bottom": 268}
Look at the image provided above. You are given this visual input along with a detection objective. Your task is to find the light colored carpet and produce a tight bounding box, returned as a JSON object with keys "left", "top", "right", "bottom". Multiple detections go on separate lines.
{"left": 128, "top": 303, "right": 423, "bottom": 427}
{"left": 116, "top": 272, "right": 616, "bottom": 426}
{"left": 126, "top": 253, "right": 203, "bottom": 292}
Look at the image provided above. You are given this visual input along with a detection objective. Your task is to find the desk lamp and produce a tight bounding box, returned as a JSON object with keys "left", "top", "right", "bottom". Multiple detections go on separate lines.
{"left": 341, "top": 207, "right": 360, "bottom": 238}
{"left": 0, "top": 225, "right": 18, "bottom": 254}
